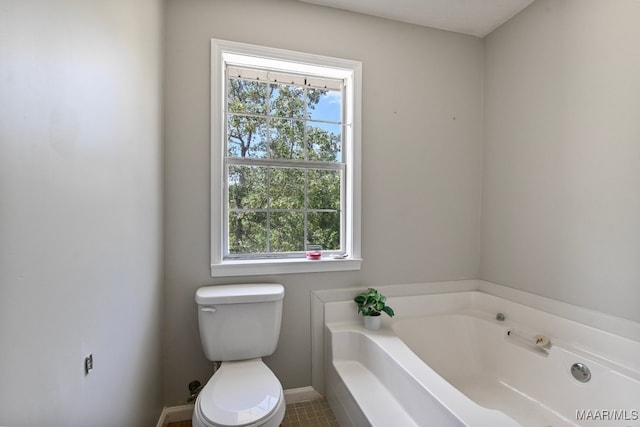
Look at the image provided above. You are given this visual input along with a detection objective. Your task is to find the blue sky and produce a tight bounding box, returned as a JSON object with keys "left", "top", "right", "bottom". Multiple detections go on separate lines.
{"left": 310, "top": 90, "right": 341, "bottom": 123}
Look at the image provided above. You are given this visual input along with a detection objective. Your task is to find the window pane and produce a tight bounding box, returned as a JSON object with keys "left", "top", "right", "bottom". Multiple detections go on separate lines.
{"left": 308, "top": 211, "right": 340, "bottom": 251}
{"left": 228, "top": 211, "right": 267, "bottom": 254}
{"left": 269, "top": 118, "right": 304, "bottom": 160}
{"left": 270, "top": 167, "right": 304, "bottom": 209}
{"left": 308, "top": 169, "right": 341, "bottom": 210}
{"left": 306, "top": 123, "right": 341, "bottom": 162}
{"left": 270, "top": 212, "right": 304, "bottom": 252}
{"left": 227, "top": 115, "right": 267, "bottom": 158}
{"left": 228, "top": 165, "right": 267, "bottom": 209}
{"left": 308, "top": 88, "right": 341, "bottom": 122}
{"left": 269, "top": 83, "right": 305, "bottom": 119}
{"left": 227, "top": 79, "right": 268, "bottom": 115}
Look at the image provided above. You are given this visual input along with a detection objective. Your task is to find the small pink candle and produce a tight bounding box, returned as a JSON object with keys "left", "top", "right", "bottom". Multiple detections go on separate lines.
{"left": 306, "top": 245, "right": 323, "bottom": 260}
{"left": 306, "top": 252, "right": 322, "bottom": 260}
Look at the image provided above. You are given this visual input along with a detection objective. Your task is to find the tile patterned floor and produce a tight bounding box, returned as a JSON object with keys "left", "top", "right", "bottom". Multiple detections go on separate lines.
{"left": 281, "top": 398, "right": 339, "bottom": 427}
{"left": 167, "top": 397, "right": 338, "bottom": 427}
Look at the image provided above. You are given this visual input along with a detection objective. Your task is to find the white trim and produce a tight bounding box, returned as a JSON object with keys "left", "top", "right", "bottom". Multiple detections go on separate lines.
{"left": 210, "top": 39, "right": 362, "bottom": 277}
{"left": 211, "top": 256, "right": 362, "bottom": 277}
{"left": 284, "top": 386, "right": 323, "bottom": 404}
{"left": 211, "top": 39, "right": 226, "bottom": 271}
{"left": 156, "top": 404, "right": 194, "bottom": 427}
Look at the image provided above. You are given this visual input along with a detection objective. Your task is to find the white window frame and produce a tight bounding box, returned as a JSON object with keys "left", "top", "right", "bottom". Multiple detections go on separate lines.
{"left": 211, "top": 39, "right": 362, "bottom": 277}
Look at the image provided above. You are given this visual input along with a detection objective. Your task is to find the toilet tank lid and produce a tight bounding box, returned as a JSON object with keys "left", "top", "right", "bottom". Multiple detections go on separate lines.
{"left": 196, "top": 284, "right": 284, "bottom": 305}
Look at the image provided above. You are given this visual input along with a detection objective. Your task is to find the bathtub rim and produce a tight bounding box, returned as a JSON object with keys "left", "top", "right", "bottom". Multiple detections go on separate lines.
{"left": 311, "top": 279, "right": 640, "bottom": 396}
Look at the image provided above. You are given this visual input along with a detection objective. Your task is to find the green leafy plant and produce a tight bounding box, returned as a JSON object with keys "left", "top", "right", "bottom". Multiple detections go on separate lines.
{"left": 354, "top": 288, "right": 395, "bottom": 317}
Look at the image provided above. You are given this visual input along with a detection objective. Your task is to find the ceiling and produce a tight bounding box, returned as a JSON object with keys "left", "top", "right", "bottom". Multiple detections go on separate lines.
{"left": 298, "top": 0, "right": 535, "bottom": 38}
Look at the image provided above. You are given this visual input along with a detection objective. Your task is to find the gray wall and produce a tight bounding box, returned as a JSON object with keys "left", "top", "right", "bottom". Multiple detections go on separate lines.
{"left": 482, "top": 0, "right": 640, "bottom": 322}
{"left": 0, "top": 0, "right": 165, "bottom": 425}
{"left": 164, "top": 0, "right": 483, "bottom": 405}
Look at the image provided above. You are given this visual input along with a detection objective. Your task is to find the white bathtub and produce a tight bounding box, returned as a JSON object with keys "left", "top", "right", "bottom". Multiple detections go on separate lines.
{"left": 316, "top": 283, "right": 640, "bottom": 427}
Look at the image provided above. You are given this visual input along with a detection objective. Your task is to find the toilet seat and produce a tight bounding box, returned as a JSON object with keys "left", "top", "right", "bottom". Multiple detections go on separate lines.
{"left": 196, "top": 359, "right": 284, "bottom": 427}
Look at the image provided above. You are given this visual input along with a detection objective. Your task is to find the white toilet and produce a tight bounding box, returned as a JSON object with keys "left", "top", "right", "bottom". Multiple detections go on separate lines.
{"left": 192, "top": 284, "right": 286, "bottom": 427}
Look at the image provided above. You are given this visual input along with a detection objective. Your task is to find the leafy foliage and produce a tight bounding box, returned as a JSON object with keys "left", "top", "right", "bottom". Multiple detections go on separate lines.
{"left": 354, "top": 288, "right": 395, "bottom": 317}
{"left": 226, "top": 77, "right": 342, "bottom": 255}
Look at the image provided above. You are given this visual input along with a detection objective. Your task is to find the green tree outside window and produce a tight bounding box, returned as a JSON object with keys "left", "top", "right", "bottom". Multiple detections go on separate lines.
{"left": 226, "top": 76, "right": 343, "bottom": 256}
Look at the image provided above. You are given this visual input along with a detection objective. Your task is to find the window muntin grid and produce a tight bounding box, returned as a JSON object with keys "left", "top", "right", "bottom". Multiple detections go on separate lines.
{"left": 223, "top": 67, "right": 346, "bottom": 259}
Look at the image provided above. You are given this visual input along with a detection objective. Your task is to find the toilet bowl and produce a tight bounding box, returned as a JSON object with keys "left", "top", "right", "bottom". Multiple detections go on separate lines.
{"left": 192, "top": 359, "right": 285, "bottom": 427}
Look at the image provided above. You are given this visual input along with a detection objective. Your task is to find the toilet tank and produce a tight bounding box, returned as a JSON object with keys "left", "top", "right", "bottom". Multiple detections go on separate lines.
{"left": 195, "top": 284, "right": 284, "bottom": 361}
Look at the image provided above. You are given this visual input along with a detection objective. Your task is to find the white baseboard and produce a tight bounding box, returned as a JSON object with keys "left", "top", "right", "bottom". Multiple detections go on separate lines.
{"left": 156, "top": 403, "right": 194, "bottom": 427}
{"left": 283, "top": 386, "right": 322, "bottom": 404}
{"left": 156, "top": 387, "right": 322, "bottom": 426}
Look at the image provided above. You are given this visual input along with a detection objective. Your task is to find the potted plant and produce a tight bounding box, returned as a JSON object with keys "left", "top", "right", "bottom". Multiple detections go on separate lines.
{"left": 354, "top": 288, "right": 395, "bottom": 330}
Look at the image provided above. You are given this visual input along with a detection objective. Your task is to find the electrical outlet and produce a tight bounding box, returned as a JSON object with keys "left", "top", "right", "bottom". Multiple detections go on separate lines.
{"left": 85, "top": 354, "right": 93, "bottom": 375}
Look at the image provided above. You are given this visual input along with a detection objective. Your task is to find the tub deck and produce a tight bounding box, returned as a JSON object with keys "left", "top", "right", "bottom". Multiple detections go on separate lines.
{"left": 332, "top": 359, "right": 419, "bottom": 427}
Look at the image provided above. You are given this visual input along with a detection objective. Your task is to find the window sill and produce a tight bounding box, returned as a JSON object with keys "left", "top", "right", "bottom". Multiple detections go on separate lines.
{"left": 211, "top": 257, "right": 362, "bottom": 277}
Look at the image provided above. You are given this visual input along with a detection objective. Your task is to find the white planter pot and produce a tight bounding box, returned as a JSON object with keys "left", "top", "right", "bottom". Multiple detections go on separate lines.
{"left": 364, "top": 315, "right": 381, "bottom": 331}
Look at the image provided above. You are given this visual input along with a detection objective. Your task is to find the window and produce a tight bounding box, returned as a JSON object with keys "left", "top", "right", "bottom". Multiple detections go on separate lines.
{"left": 211, "top": 39, "right": 362, "bottom": 276}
